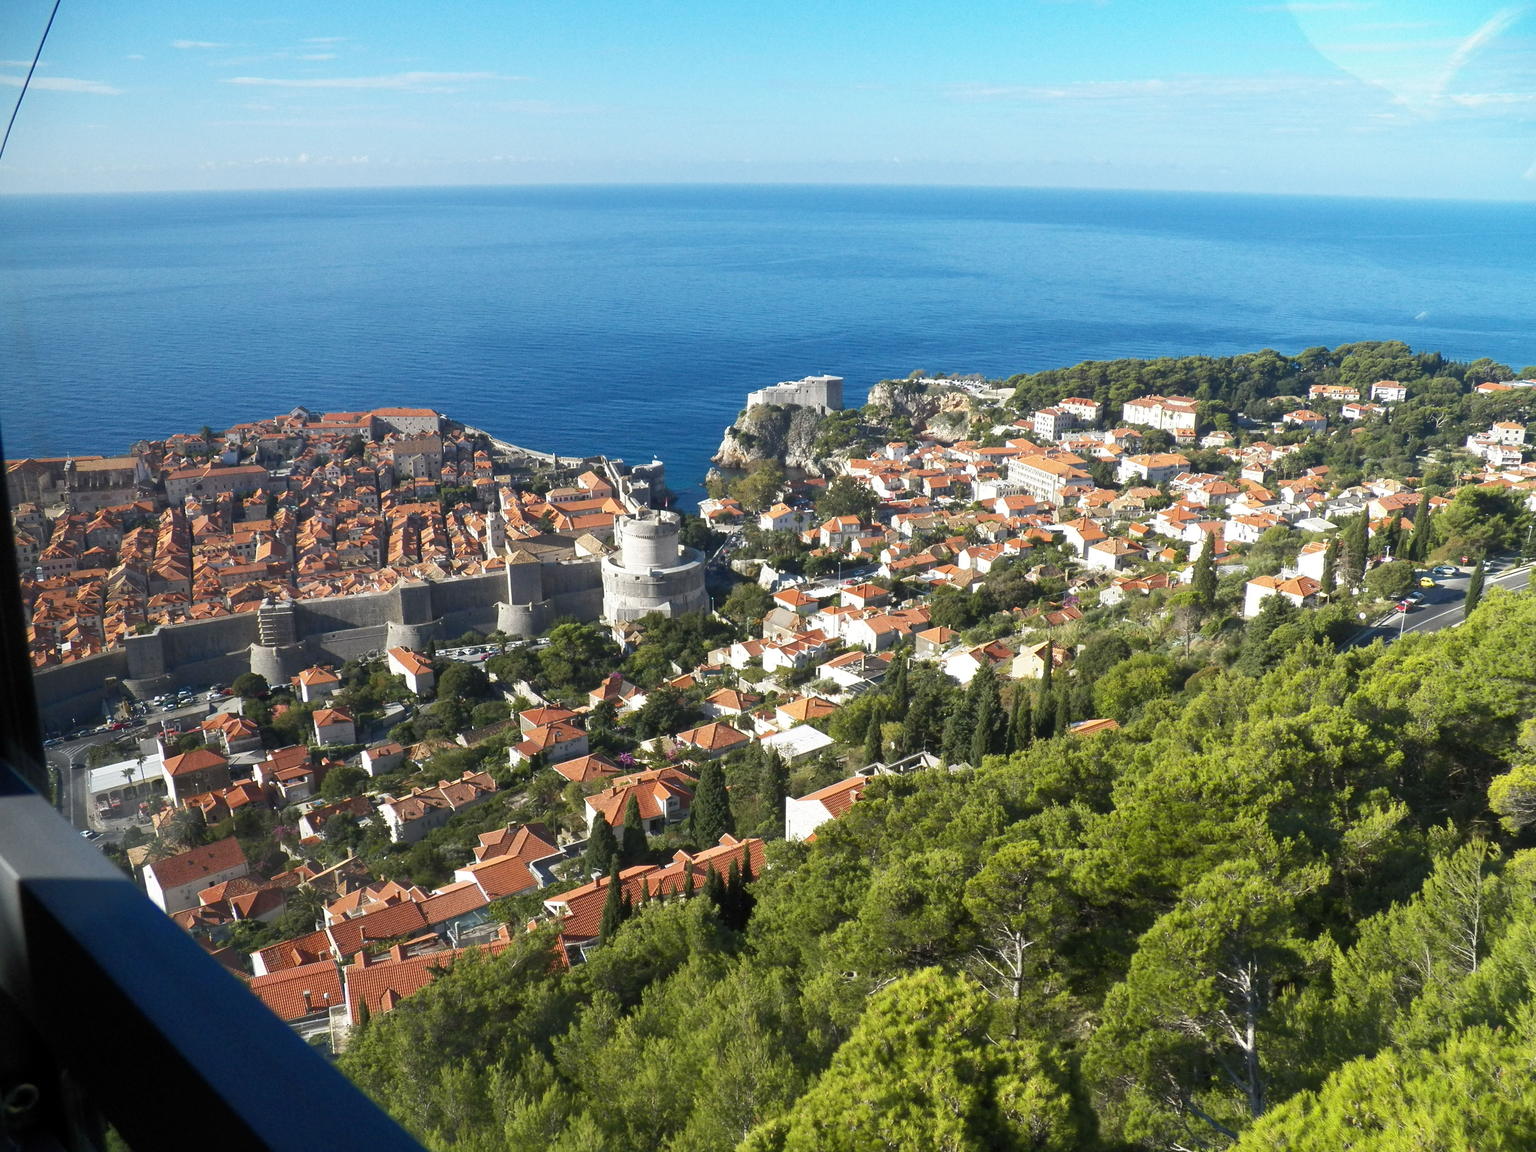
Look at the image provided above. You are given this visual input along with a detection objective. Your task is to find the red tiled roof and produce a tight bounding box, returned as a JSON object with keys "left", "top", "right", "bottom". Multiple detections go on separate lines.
{"left": 798, "top": 776, "right": 868, "bottom": 819}
{"left": 147, "top": 836, "right": 246, "bottom": 890}
{"left": 249, "top": 959, "right": 343, "bottom": 1022}
{"left": 162, "top": 747, "right": 229, "bottom": 778}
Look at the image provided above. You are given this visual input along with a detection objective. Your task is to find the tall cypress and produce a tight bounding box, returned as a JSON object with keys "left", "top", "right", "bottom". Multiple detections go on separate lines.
{"left": 1053, "top": 684, "right": 1071, "bottom": 737}
{"left": 758, "top": 749, "right": 788, "bottom": 839}
{"left": 585, "top": 815, "right": 618, "bottom": 876}
{"left": 1035, "top": 645, "right": 1055, "bottom": 739}
{"left": 1321, "top": 537, "right": 1338, "bottom": 595}
{"left": 598, "top": 867, "right": 625, "bottom": 943}
{"left": 1009, "top": 689, "right": 1033, "bottom": 753}
{"left": 1465, "top": 558, "right": 1485, "bottom": 619}
{"left": 1406, "top": 492, "right": 1431, "bottom": 561}
{"left": 1342, "top": 512, "right": 1369, "bottom": 588}
{"left": 621, "top": 794, "right": 648, "bottom": 864}
{"left": 970, "top": 671, "right": 1002, "bottom": 766}
{"left": 1192, "top": 544, "right": 1217, "bottom": 611}
{"left": 863, "top": 702, "right": 885, "bottom": 766}
{"left": 690, "top": 761, "right": 734, "bottom": 845}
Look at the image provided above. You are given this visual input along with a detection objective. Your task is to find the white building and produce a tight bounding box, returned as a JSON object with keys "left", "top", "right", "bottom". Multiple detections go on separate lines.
{"left": 1120, "top": 395, "right": 1199, "bottom": 434}
{"left": 143, "top": 836, "right": 249, "bottom": 914}
{"left": 745, "top": 374, "right": 845, "bottom": 413}
{"left": 1243, "top": 574, "right": 1321, "bottom": 618}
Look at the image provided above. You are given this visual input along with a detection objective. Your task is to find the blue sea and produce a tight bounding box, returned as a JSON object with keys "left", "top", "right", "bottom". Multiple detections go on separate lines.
{"left": 3, "top": 184, "right": 1535, "bottom": 500}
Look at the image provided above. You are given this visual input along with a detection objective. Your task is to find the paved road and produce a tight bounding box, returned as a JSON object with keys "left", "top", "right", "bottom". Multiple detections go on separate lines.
{"left": 44, "top": 700, "right": 213, "bottom": 831}
{"left": 1346, "top": 560, "right": 1530, "bottom": 649}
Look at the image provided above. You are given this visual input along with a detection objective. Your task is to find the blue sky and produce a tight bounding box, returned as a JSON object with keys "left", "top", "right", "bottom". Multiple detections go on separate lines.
{"left": 1, "top": 1, "right": 1533, "bottom": 197}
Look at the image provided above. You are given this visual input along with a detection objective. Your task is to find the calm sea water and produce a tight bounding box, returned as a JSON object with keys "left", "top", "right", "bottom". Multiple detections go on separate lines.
{"left": 3, "top": 184, "right": 1534, "bottom": 499}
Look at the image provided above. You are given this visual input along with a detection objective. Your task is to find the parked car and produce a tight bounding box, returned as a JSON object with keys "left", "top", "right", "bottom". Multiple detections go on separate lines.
{"left": 1432, "top": 565, "right": 1458, "bottom": 577}
{"left": 1418, "top": 577, "right": 1435, "bottom": 588}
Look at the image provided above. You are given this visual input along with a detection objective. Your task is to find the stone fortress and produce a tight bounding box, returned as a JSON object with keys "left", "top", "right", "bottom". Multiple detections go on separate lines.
{"left": 744, "top": 374, "right": 844, "bottom": 414}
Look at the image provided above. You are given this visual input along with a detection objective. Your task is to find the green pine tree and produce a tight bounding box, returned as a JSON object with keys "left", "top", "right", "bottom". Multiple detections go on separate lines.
{"left": 970, "top": 669, "right": 1003, "bottom": 766}
{"left": 1320, "top": 537, "right": 1338, "bottom": 595}
{"left": 621, "top": 794, "right": 648, "bottom": 864}
{"left": 690, "top": 761, "right": 734, "bottom": 845}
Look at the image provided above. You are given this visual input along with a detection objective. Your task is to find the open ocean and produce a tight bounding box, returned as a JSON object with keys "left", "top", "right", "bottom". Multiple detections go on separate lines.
{"left": 3, "top": 184, "right": 1535, "bottom": 500}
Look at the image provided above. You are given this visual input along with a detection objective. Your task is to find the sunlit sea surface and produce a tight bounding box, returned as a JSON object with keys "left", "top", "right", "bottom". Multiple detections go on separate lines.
{"left": 4, "top": 184, "right": 1534, "bottom": 500}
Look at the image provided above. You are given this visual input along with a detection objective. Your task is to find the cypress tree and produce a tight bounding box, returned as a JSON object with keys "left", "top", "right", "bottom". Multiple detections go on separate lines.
{"left": 598, "top": 867, "right": 624, "bottom": 943}
{"left": 1035, "top": 646, "right": 1055, "bottom": 739}
{"left": 887, "top": 652, "right": 910, "bottom": 712}
{"left": 863, "top": 703, "right": 885, "bottom": 767}
{"left": 1192, "top": 544, "right": 1217, "bottom": 611}
{"left": 1465, "top": 558, "right": 1485, "bottom": 619}
{"left": 690, "top": 761, "right": 734, "bottom": 845}
{"left": 1342, "top": 512, "right": 1369, "bottom": 588}
{"left": 1053, "top": 684, "right": 1071, "bottom": 736}
{"left": 970, "top": 670, "right": 1002, "bottom": 766}
{"left": 585, "top": 815, "right": 617, "bottom": 876}
{"left": 1321, "top": 537, "right": 1339, "bottom": 595}
{"left": 1406, "top": 491, "right": 1431, "bottom": 561}
{"left": 758, "top": 749, "right": 788, "bottom": 839}
{"left": 621, "top": 794, "right": 648, "bottom": 864}
{"left": 703, "top": 866, "right": 726, "bottom": 913}
{"left": 1008, "top": 689, "right": 1033, "bottom": 753}
{"left": 682, "top": 868, "right": 695, "bottom": 899}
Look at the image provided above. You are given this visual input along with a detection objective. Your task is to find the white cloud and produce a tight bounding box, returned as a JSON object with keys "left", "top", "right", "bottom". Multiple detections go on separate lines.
{"left": 302, "top": 37, "right": 348, "bottom": 44}
{"left": 222, "top": 70, "right": 516, "bottom": 92}
{"left": 0, "top": 74, "right": 121, "bottom": 95}
{"left": 949, "top": 75, "right": 1350, "bottom": 103}
{"left": 124, "top": 54, "right": 145, "bottom": 61}
{"left": 1432, "top": 6, "right": 1527, "bottom": 100}
{"left": 1250, "top": 2, "right": 1373, "bottom": 10}
{"left": 298, "top": 53, "right": 337, "bottom": 61}
{"left": 172, "top": 40, "right": 228, "bottom": 50}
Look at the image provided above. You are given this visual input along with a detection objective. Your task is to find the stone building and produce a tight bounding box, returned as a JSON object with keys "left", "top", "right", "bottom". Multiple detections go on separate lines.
{"left": 599, "top": 510, "right": 709, "bottom": 623}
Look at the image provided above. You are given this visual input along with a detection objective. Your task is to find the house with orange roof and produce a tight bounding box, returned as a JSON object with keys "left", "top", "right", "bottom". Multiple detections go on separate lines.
{"left": 453, "top": 824, "right": 565, "bottom": 901}
{"left": 249, "top": 959, "right": 344, "bottom": 1043}
{"left": 508, "top": 719, "right": 589, "bottom": 767}
{"left": 1011, "top": 640, "right": 1073, "bottom": 681}
{"left": 785, "top": 776, "right": 869, "bottom": 842}
{"left": 292, "top": 664, "right": 342, "bottom": 703}
{"left": 312, "top": 706, "right": 356, "bottom": 747}
{"left": 159, "top": 746, "right": 234, "bottom": 806}
{"left": 673, "top": 720, "right": 753, "bottom": 760}
{"left": 361, "top": 741, "right": 405, "bottom": 777}
{"left": 144, "top": 836, "right": 249, "bottom": 914}
{"left": 584, "top": 767, "right": 697, "bottom": 835}
{"left": 552, "top": 753, "right": 624, "bottom": 784}
{"left": 385, "top": 646, "right": 435, "bottom": 696}
{"left": 1243, "top": 574, "right": 1322, "bottom": 618}
{"left": 379, "top": 770, "right": 498, "bottom": 843}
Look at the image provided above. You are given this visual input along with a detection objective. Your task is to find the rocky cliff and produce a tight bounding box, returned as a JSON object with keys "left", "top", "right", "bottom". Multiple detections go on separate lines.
{"left": 711, "top": 404, "right": 829, "bottom": 472}
{"left": 865, "top": 379, "right": 978, "bottom": 443}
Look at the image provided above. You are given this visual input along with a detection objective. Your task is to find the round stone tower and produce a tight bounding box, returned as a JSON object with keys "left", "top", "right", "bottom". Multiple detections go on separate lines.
{"left": 601, "top": 509, "right": 709, "bottom": 623}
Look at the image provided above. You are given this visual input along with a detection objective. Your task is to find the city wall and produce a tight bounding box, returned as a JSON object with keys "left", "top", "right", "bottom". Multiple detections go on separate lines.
{"left": 32, "top": 569, "right": 532, "bottom": 728}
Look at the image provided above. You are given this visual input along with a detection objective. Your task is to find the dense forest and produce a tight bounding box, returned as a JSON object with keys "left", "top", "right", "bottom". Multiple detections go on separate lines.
{"left": 339, "top": 579, "right": 1536, "bottom": 1151}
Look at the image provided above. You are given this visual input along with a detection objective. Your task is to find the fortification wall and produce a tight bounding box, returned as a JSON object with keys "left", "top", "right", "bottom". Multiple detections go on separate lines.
{"left": 32, "top": 650, "right": 129, "bottom": 729}
{"left": 31, "top": 569, "right": 515, "bottom": 720}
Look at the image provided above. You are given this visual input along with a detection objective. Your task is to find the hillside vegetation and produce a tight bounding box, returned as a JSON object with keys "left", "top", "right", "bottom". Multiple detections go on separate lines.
{"left": 342, "top": 584, "right": 1536, "bottom": 1151}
